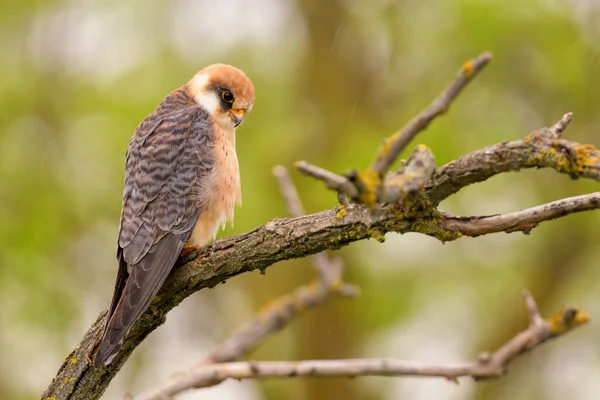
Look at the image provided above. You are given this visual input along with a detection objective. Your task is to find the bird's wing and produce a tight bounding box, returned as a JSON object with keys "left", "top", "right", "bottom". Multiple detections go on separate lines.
{"left": 94, "top": 105, "right": 215, "bottom": 366}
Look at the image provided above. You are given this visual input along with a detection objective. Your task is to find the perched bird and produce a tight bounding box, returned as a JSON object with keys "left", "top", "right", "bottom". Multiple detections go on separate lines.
{"left": 94, "top": 64, "right": 255, "bottom": 367}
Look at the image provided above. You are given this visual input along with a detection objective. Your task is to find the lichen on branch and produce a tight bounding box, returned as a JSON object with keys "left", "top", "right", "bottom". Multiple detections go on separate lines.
{"left": 43, "top": 52, "right": 597, "bottom": 400}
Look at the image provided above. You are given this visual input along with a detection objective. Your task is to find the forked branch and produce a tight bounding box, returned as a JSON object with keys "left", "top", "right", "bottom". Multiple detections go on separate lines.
{"left": 204, "top": 167, "right": 358, "bottom": 364}
{"left": 43, "top": 52, "right": 598, "bottom": 400}
{"left": 131, "top": 292, "right": 589, "bottom": 400}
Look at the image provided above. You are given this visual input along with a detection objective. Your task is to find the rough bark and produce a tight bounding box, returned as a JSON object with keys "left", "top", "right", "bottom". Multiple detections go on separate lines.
{"left": 42, "top": 52, "right": 600, "bottom": 399}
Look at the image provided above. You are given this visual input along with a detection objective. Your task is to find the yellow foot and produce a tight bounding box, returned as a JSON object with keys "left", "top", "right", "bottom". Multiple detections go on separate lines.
{"left": 180, "top": 242, "right": 200, "bottom": 257}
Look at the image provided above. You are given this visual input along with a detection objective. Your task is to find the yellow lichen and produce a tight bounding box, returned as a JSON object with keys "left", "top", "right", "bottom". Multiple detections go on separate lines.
{"left": 69, "top": 357, "right": 78, "bottom": 365}
{"left": 416, "top": 144, "right": 430, "bottom": 152}
{"left": 526, "top": 138, "right": 600, "bottom": 178}
{"left": 335, "top": 205, "right": 347, "bottom": 220}
{"left": 547, "top": 307, "right": 590, "bottom": 335}
{"left": 367, "top": 228, "right": 386, "bottom": 243}
{"left": 329, "top": 278, "right": 344, "bottom": 292}
{"left": 256, "top": 298, "right": 278, "bottom": 315}
{"left": 356, "top": 168, "right": 382, "bottom": 206}
{"left": 289, "top": 291, "right": 306, "bottom": 311}
{"left": 573, "top": 143, "right": 600, "bottom": 172}
{"left": 377, "top": 133, "right": 400, "bottom": 160}
{"left": 462, "top": 60, "right": 474, "bottom": 77}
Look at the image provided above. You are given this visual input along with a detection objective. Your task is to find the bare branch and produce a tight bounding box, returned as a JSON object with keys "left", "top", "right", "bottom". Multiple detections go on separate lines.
{"left": 522, "top": 290, "right": 544, "bottom": 327}
{"left": 548, "top": 112, "right": 573, "bottom": 137}
{"left": 371, "top": 51, "right": 493, "bottom": 174}
{"left": 296, "top": 52, "right": 491, "bottom": 206}
{"left": 426, "top": 114, "right": 600, "bottom": 204}
{"left": 272, "top": 165, "right": 306, "bottom": 217}
{"left": 336, "top": 191, "right": 349, "bottom": 206}
{"left": 44, "top": 55, "right": 600, "bottom": 400}
{"left": 43, "top": 116, "right": 600, "bottom": 400}
{"left": 382, "top": 144, "right": 437, "bottom": 204}
{"left": 295, "top": 160, "right": 358, "bottom": 199}
{"left": 205, "top": 278, "right": 355, "bottom": 364}
{"left": 442, "top": 192, "right": 600, "bottom": 236}
{"left": 204, "top": 167, "right": 358, "bottom": 365}
{"left": 272, "top": 165, "right": 358, "bottom": 289}
{"left": 273, "top": 165, "right": 355, "bottom": 285}
{"left": 131, "top": 294, "right": 589, "bottom": 399}
{"left": 149, "top": 186, "right": 598, "bottom": 395}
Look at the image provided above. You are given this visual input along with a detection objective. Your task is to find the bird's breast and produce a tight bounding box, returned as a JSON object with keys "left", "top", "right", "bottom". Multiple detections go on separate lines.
{"left": 189, "top": 125, "right": 241, "bottom": 246}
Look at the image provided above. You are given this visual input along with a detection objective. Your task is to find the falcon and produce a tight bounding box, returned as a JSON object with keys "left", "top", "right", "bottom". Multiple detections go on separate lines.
{"left": 94, "top": 64, "right": 255, "bottom": 367}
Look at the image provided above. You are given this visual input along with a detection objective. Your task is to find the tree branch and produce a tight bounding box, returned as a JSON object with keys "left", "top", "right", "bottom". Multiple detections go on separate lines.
{"left": 131, "top": 291, "right": 589, "bottom": 399}
{"left": 371, "top": 51, "right": 493, "bottom": 175}
{"left": 382, "top": 144, "right": 437, "bottom": 204}
{"left": 204, "top": 167, "right": 358, "bottom": 365}
{"left": 295, "top": 160, "right": 358, "bottom": 199}
{"left": 43, "top": 53, "right": 599, "bottom": 400}
{"left": 425, "top": 112, "right": 600, "bottom": 205}
{"left": 442, "top": 192, "right": 600, "bottom": 236}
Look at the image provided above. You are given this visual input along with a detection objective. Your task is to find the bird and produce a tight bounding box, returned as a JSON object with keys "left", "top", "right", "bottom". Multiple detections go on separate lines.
{"left": 93, "top": 64, "right": 255, "bottom": 367}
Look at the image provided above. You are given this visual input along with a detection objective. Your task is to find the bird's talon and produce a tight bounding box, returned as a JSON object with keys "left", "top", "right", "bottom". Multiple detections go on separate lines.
{"left": 180, "top": 242, "right": 200, "bottom": 257}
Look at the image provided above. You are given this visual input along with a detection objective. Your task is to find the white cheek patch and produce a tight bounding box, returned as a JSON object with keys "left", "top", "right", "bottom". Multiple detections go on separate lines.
{"left": 193, "top": 90, "right": 220, "bottom": 116}
{"left": 191, "top": 76, "right": 236, "bottom": 131}
{"left": 191, "top": 72, "right": 220, "bottom": 115}
{"left": 195, "top": 97, "right": 235, "bottom": 130}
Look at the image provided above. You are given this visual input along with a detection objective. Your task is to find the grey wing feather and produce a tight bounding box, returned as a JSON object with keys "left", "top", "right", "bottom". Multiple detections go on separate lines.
{"left": 95, "top": 232, "right": 190, "bottom": 365}
{"left": 94, "top": 104, "right": 214, "bottom": 367}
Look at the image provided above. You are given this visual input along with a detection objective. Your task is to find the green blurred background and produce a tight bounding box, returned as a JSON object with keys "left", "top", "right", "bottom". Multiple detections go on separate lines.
{"left": 2, "top": 0, "right": 600, "bottom": 399}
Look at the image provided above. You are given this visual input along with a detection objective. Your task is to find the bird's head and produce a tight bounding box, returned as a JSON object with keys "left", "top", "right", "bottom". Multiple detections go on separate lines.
{"left": 188, "top": 64, "right": 255, "bottom": 131}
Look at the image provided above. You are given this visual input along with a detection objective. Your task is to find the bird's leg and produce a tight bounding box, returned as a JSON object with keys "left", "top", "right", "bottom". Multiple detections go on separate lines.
{"left": 180, "top": 241, "right": 200, "bottom": 257}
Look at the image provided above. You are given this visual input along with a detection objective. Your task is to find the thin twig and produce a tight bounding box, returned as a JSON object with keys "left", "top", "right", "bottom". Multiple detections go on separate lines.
{"left": 205, "top": 279, "right": 354, "bottom": 364}
{"left": 522, "top": 290, "right": 544, "bottom": 327}
{"left": 442, "top": 192, "right": 600, "bottom": 236}
{"left": 272, "top": 165, "right": 306, "bottom": 216}
{"left": 297, "top": 52, "right": 492, "bottom": 205}
{"left": 131, "top": 293, "right": 589, "bottom": 399}
{"left": 295, "top": 160, "right": 358, "bottom": 199}
{"left": 337, "top": 191, "right": 349, "bottom": 205}
{"left": 548, "top": 112, "right": 573, "bottom": 137}
{"left": 44, "top": 113, "right": 600, "bottom": 400}
{"left": 44, "top": 54, "right": 599, "bottom": 399}
{"left": 273, "top": 165, "right": 358, "bottom": 288}
{"left": 203, "top": 167, "right": 358, "bottom": 364}
{"left": 371, "top": 51, "right": 493, "bottom": 174}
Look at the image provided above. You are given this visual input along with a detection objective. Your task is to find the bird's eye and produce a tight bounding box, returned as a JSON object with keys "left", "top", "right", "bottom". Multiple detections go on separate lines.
{"left": 221, "top": 90, "right": 234, "bottom": 103}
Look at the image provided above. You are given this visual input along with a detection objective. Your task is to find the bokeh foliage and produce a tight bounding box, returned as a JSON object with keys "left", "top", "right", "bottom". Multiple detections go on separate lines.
{"left": 1, "top": 1, "right": 600, "bottom": 399}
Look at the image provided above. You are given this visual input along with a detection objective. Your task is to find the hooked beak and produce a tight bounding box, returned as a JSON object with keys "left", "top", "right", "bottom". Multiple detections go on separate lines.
{"left": 229, "top": 108, "right": 245, "bottom": 127}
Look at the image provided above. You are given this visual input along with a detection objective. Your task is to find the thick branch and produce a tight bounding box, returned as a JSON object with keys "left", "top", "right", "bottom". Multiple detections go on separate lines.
{"left": 205, "top": 167, "right": 357, "bottom": 364}
{"left": 43, "top": 121, "right": 600, "bottom": 400}
{"left": 44, "top": 48, "right": 600, "bottom": 400}
{"left": 383, "top": 144, "right": 437, "bottom": 203}
{"left": 426, "top": 113, "right": 600, "bottom": 204}
{"left": 131, "top": 292, "right": 589, "bottom": 399}
{"left": 43, "top": 116, "right": 600, "bottom": 400}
